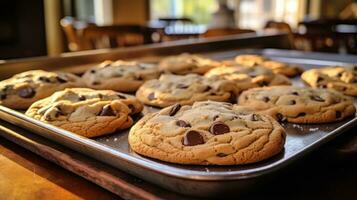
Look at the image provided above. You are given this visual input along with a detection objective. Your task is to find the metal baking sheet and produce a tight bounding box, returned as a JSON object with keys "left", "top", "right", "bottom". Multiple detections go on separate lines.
{"left": 0, "top": 49, "right": 356, "bottom": 197}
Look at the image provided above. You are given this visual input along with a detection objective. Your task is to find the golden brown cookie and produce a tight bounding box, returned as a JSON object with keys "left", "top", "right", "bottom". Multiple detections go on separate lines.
{"left": 205, "top": 65, "right": 291, "bottom": 93}
{"left": 234, "top": 54, "right": 303, "bottom": 77}
{"left": 129, "top": 101, "right": 286, "bottom": 165}
{"left": 158, "top": 53, "right": 221, "bottom": 75}
{"left": 25, "top": 88, "right": 143, "bottom": 138}
{"left": 82, "top": 60, "right": 161, "bottom": 92}
{"left": 238, "top": 86, "right": 356, "bottom": 124}
{"left": 136, "top": 74, "right": 239, "bottom": 107}
{"left": 301, "top": 65, "right": 357, "bottom": 96}
{"left": 0, "top": 70, "right": 83, "bottom": 109}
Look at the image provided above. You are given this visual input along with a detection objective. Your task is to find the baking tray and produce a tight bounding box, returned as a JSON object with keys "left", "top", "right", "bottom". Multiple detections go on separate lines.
{"left": 0, "top": 48, "right": 356, "bottom": 197}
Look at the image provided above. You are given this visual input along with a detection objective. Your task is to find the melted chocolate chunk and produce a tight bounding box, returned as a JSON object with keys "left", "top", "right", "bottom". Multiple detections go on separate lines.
{"left": 317, "top": 76, "right": 324, "bottom": 82}
{"left": 258, "top": 81, "right": 269, "bottom": 87}
{"left": 182, "top": 130, "right": 204, "bottom": 146}
{"left": 216, "top": 153, "right": 228, "bottom": 157}
{"left": 0, "top": 93, "right": 6, "bottom": 100}
{"left": 251, "top": 114, "right": 262, "bottom": 121}
{"left": 213, "top": 115, "right": 219, "bottom": 121}
{"left": 297, "top": 112, "right": 306, "bottom": 117}
{"left": 117, "top": 94, "right": 127, "bottom": 99}
{"left": 262, "top": 96, "right": 270, "bottom": 102}
{"left": 18, "top": 87, "right": 35, "bottom": 98}
{"left": 56, "top": 76, "right": 68, "bottom": 83}
{"left": 99, "top": 105, "right": 116, "bottom": 116}
{"left": 38, "top": 76, "right": 50, "bottom": 83}
{"left": 78, "top": 95, "right": 86, "bottom": 101}
{"left": 148, "top": 92, "right": 156, "bottom": 100}
{"left": 203, "top": 86, "right": 212, "bottom": 92}
{"left": 135, "top": 75, "right": 143, "bottom": 81}
{"left": 92, "top": 81, "right": 101, "bottom": 85}
{"left": 310, "top": 95, "right": 324, "bottom": 102}
{"left": 336, "top": 72, "right": 343, "bottom": 78}
{"left": 176, "top": 84, "right": 188, "bottom": 89}
{"left": 228, "top": 92, "right": 237, "bottom": 103}
{"left": 169, "top": 104, "right": 181, "bottom": 116}
{"left": 176, "top": 120, "right": 191, "bottom": 127}
{"left": 128, "top": 104, "right": 135, "bottom": 112}
{"left": 336, "top": 111, "right": 342, "bottom": 118}
{"left": 209, "top": 121, "right": 230, "bottom": 135}
{"left": 90, "top": 69, "right": 96, "bottom": 73}
{"left": 289, "top": 100, "right": 296, "bottom": 105}
{"left": 291, "top": 92, "right": 299, "bottom": 96}
{"left": 276, "top": 113, "right": 287, "bottom": 122}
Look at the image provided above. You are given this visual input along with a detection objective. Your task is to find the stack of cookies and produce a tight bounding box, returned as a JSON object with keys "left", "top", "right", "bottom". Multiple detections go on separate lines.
{"left": 0, "top": 53, "right": 355, "bottom": 166}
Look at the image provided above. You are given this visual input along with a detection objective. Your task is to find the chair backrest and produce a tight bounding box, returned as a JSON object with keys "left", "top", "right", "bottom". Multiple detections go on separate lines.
{"left": 60, "top": 17, "right": 93, "bottom": 51}
{"left": 201, "top": 28, "right": 255, "bottom": 38}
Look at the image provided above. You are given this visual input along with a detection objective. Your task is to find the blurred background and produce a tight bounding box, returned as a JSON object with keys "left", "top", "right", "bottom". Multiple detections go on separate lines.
{"left": 1, "top": 0, "right": 357, "bottom": 59}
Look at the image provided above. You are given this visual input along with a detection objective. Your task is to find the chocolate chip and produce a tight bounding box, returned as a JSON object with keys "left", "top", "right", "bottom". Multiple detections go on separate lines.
{"left": 78, "top": 95, "right": 86, "bottom": 101}
{"left": 128, "top": 104, "right": 135, "bottom": 112}
{"left": 92, "top": 81, "right": 101, "bottom": 85}
{"left": 99, "top": 105, "right": 116, "bottom": 116}
{"left": 56, "top": 76, "right": 68, "bottom": 83}
{"left": 90, "top": 69, "right": 96, "bottom": 73}
{"left": 317, "top": 76, "right": 324, "bottom": 82}
{"left": 310, "top": 95, "right": 324, "bottom": 102}
{"left": 18, "top": 87, "right": 35, "bottom": 98}
{"left": 251, "top": 114, "right": 262, "bottom": 121}
{"left": 276, "top": 113, "right": 287, "bottom": 122}
{"left": 169, "top": 103, "right": 181, "bottom": 116}
{"left": 203, "top": 86, "right": 212, "bottom": 92}
{"left": 38, "top": 76, "right": 50, "bottom": 83}
{"left": 209, "top": 121, "right": 230, "bottom": 135}
{"left": 0, "top": 93, "right": 6, "bottom": 100}
{"left": 262, "top": 96, "right": 270, "bottom": 102}
{"left": 289, "top": 100, "right": 296, "bottom": 105}
{"left": 3, "top": 85, "right": 13, "bottom": 92}
{"left": 228, "top": 92, "right": 237, "bottom": 103}
{"left": 336, "top": 72, "right": 343, "bottom": 78}
{"left": 258, "top": 81, "right": 269, "bottom": 87}
{"left": 336, "top": 111, "right": 342, "bottom": 118}
{"left": 148, "top": 92, "right": 156, "bottom": 100}
{"left": 182, "top": 130, "right": 204, "bottom": 146}
{"left": 291, "top": 92, "right": 299, "bottom": 96}
{"left": 117, "top": 94, "right": 127, "bottom": 99}
{"left": 135, "top": 75, "right": 143, "bottom": 81}
{"left": 98, "top": 94, "right": 103, "bottom": 99}
{"left": 320, "top": 84, "right": 327, "bottom": 88}
{"left": 297, "top": 112, "right": 306, "bottom": 117}
{"left": 176, "top": 120, "right": 191, "bottom": 127}
{"left": 176, "top": 84, "right": 188, "bottom": 89}
{"left": 213, "top": 115, "right": 219, "bottom": 121}
{"left": 216, "top": 153, "right": 228, "bottom": 157}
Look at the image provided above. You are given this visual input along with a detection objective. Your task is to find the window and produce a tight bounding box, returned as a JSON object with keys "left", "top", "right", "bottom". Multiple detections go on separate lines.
{"left": 150, "top": 0, "right": 218, "bottom": 24}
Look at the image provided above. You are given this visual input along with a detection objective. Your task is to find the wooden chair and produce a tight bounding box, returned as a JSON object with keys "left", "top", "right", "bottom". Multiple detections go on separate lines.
{"left": 60, "top": 17, "right": 94, "bottom": 51}
{"left": 201, "top": 28, "right": 255, "bottom": 38}
{"left": 264, "top": 21, "right": 297, "bottom": 49}
{"left": 82, "top": 25, "right": 155, "bottom": 49}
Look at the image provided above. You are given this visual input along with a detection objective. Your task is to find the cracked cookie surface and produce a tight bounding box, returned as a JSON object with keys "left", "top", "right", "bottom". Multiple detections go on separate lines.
{"left": 158, "top": 53, "right": 220, "bottom": 75}
{"left": 301, "top": 65, "right": 357, "bottom": 96}
{"left": 136, "top": 74, "right": 239, "bottom": 107}
{"left": 26, "top": 88, "right": 143, "bottom": 138}
{"left": 205, "top": 65, "right": 291, "bottom": 93}
{"left": 82, "top": 60, "right": 161, "bottom": 92}
{"left": 129, "top": 101, "right": 286, "bottom": 165}
{"left": 0, "top": 70, "right": 83, "bottom": 109}
{"left": 234, "top": 54, "right": 303, "bottom": 77}
{"left": 238, "top": 86, "right": 356, "bottom": 123}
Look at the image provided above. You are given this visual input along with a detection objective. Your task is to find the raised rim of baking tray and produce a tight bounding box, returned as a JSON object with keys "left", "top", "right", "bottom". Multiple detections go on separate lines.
{"left": 0, "top": 50, "right": 356, "bottom": 181}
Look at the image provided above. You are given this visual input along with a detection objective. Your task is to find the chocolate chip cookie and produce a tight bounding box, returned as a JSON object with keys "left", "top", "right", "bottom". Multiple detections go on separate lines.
{"left": 158, "top": 53, "right": 221, "bottom": 75}
{"left": 136, "top": 74, "right": 239, "bottom": 107}
{"left": 82, "top": 60, "right": 161, "bottom": 92}
{"left": 0, "top": 70, "right": 83, "bottom": 109}
{"left": 26, "top": 88, "right": 143, "bottom": 138}
{"left": 238, "top": 86, "right": 356, "bottom": 123}
{"left": 234, "top": 54, "right": 303, "bottom": 77}
{"left": 205, "top": 65, "right": 291, "bottom": 93}
{"left": 129, "top": 101, "right": 286, "bottom": 165}
{"left": 301, "top": 66, "right": 357, "bottom": 96}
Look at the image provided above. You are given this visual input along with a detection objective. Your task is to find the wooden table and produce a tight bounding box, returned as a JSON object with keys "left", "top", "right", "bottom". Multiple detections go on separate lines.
{"left": 0, "top": 139, "right": 118, "bottom": 200}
